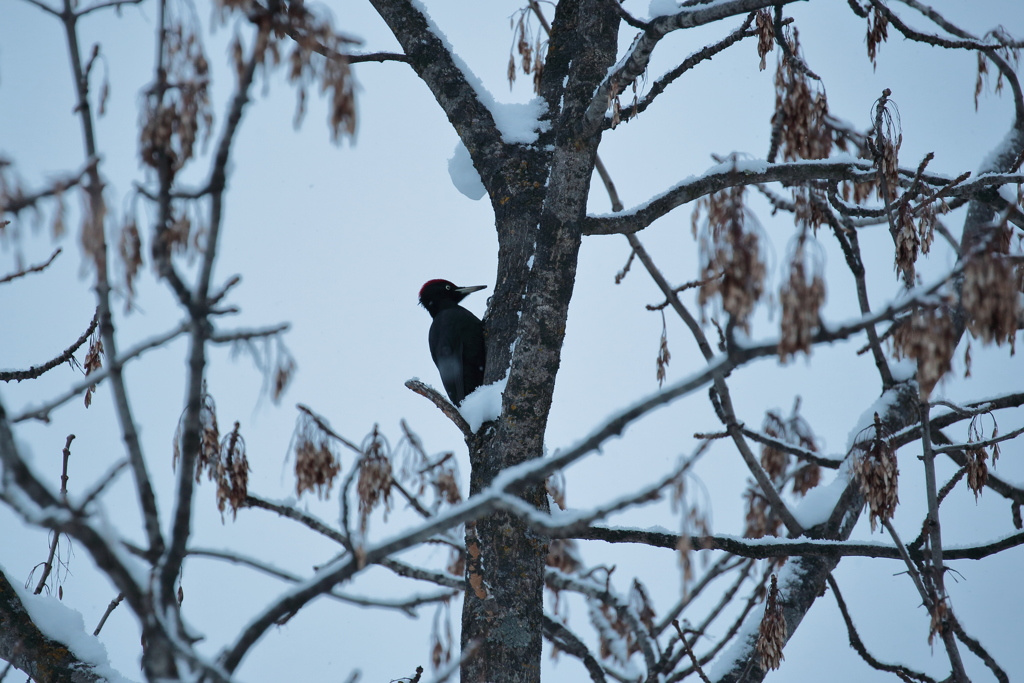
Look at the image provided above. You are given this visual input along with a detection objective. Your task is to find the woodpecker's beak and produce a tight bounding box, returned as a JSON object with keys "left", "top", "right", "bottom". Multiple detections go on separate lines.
{"left": 455, "top": 285, "right": 487, "bottom": 296}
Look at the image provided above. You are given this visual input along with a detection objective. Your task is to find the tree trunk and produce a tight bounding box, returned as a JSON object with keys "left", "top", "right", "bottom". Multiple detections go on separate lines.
{"left": 458, "top": 1, "right": 619, "bottom": 680}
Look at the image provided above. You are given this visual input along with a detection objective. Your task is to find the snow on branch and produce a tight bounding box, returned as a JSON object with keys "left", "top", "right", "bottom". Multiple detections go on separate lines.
{"left": 582, "top": 0, "right": 803, "bottom": 136}
{"left": 371, "top": 0, "right": 506, "bottom": 184}
{"left": 583, "top": 157, "right": 1024, "bottom": 236}
{"left": 567, "top": 525, "right": 1024, "bottom": 561}
{"left": 0, "top": 567, "right": 127, "bottom": 683}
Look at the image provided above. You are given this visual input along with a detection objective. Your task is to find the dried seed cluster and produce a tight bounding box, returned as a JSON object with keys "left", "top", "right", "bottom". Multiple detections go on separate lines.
{"left": 508, "top": 8, "right": 546, "bottom": 94}
{"left": 757, "top": 574, "right": 787, "bottom": 671}
{"left": 292, "top": 411, "right": 342, "bottom": 499}
{"left": 587, "top": 578, "right": 652, "bottom": 665}
{"left": 396, "top": 421, "right": 463, "bottom": 512}
{"left": 672, "top": 473, "right": 710, "bottom": 584}
{"left": 82, "top": 332, "right": 103, "bottom": 408}
{"left": 755, "top": 9, "right": 774, "bottom": 71}
{"left": 546, "top": 538, "right": 581, "bottom": 575}
{"left": 215, "top": 421, "right": 250, "bottom": 519}
{"left": 277, "top": 7, "right": 357, "bottom": 142}
{"left": 357, "top": 426, "right": 394, "bottom": 533}
{"left": 744, "top": 486, "right": 779, "bottom": 540}
{"left": 139, "top": 21, "right": 212, "bottom": 176}
{"left": 118, "top": 216, "right": 143, "bottom": 311}
{"left": 694, "top": 183, "right": 766, "bottom": 331}
{"left": 891, "top": 304, "right": 957, "bottom": 399}
{"left": 865, "top": 5, "right": 889, "bottom": 68}
{"left": 772, "top": 29, "right": 831, "bottom": 163}
{"left": 171, "top": 387, "right": 251, "bottom": 519}
{"left": 965, "top": 414, "right": 1001, "bottom": 499}
{"left": 656, "top": 311, "right": 671, "bottom": 387}
{"left": 746, "top": 402, "right": 821, "bottom": 538}
{"left": 962, "top": 226, "right": 1021, "bottom": 347}
{"left": 429, "top": 604, "right": 455, "bottom": 671}
{"left": 778, "top": 234, "right": 826, "bottom": 362}
{"left": 850, "top": 413, "right": 898, "bottom": 531}
{"left": 974, "top": 38, "right": 1021, "bottom": 111}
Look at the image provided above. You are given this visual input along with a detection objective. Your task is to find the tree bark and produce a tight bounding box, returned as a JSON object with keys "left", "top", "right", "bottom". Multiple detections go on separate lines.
{"left": 0, "top": 568, "right": 105, "bottom": 683}
{"left": 455, "top": 1, "right": 620, "bottom": 680}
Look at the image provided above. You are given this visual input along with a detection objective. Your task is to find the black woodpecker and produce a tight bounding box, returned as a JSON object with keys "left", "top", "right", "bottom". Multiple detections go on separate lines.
{"left": 418, "top": 279, "right": 486, "bottom": 406}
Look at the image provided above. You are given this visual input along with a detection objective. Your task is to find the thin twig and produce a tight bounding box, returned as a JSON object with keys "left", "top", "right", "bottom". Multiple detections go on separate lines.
{"left": 0, "top": 248, "right": 62, "bottom": 285}
{"left": 671, "top": 620, "right": 712, "bottom": 683}
{"left": 93, "top": 593, "right": 124, "bottom": 636}
{"left": 75, "top": 0, "right": 143, "bottom": 16}
{"left": 11, "top": 322, "right": 188, "bottom": 423}
{"left": 920, "top": 401, "right": 969, "bottom": 681}
{"left": 1, "top": 309, "right": 97, "bottom": 382}
{"left": 404, "top": 379, "right": 472, "bottom": 438}
{"left": 828, "top": 574, "right": 937, "bottom": 683}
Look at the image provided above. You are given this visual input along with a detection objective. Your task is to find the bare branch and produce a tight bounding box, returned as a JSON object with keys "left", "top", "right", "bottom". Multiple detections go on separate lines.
{"left": 567, "top": 525, "right": 1024, "bottom": 561}
{"left": 11, "top": 322, "right": 188, "bottom": 423}
{"left": 405, "top": 379, "right": 472, "bottom": 438}
{"left": 933, "top": 423, "right": 1024, "bottom": 454}
{"left": 0, "top": 248, "right": 62, "bottom": 285}
{"left": 542, "top": 616, "right": 607, "bottom": 683}
{"left": 621, "top": 17, "right": 757, "bottom": 125}
{"left": 348, "top": 51, "right": 409, "bottom": 63}
{"left": 740, "top": 427, "right": 843, "bottom": 469}
{"left": 32, "top": 435, "right": 75, "bottom": 595}
{"left": 582, "top": 0, "right": 803, "bottom": 136}
{"left": 828, "top": 573, "right": 938, "bottom": 683}
{"left": 189, "top": 547, "right": 455, "bottom": 615}
{"left": 209, "top": 322, "right": 290, "bottom": 344}
{"left": 75, "top": 0, "right": 144, "bottom": 17}
{"left": 19, "top": 0, "right": 60, "bottom": 16}
{"left": 159, "top": 18, "right": 273, "bottom": 616}
{"left": 92, "top": 593, "right": 124, "bottom": 636}
{"left": 950, "top": 612, "right": 1009, "bottom": 683}
{"left": 1, "top": 309, "right": 97, "bottom": 383}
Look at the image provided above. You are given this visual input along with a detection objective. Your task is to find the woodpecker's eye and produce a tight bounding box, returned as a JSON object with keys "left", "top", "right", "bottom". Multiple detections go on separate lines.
{"left": 446, "top": 285, "right": 451, "bottom": 290}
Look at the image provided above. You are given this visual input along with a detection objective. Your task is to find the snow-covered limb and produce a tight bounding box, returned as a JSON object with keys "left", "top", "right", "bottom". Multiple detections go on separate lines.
{"left": 581, "top": 0, "right": 803, "bottom": 136}
{"left": 0, "top": 565, "right": 133, "bottom": 683}
{"left": 621, "top": 16, "right": 757, "bottom": 127}
{"left": 582, "top": 161, "right": 1024, "bottom": 237}
{"left": 219, "top": 361, "right": 729, "bottom": 672}
{"left": 188, "top": 547, "right": 456, "bottom": 616}
{"left": 739, "top": 427, "right": 843, "bottom": 469}
{"left": 933, "top": 422, "right": 1024, "bottom": 454}
{"left": 567, "top": 525, "right": 1024, "bottom": 561}
{"left": 244, "top": 494, "right": 465, "bottom": 589}
{"left": 371, "top": 0, "right": 506, "bottom": 191}
{"left": 890, "top": 391, "right": 1024, "bottom": 448}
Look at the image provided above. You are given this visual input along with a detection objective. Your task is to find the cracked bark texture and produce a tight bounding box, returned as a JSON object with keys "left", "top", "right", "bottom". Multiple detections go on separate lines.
{"left": 0, "top": 569, "right": 104, "bottom": 683}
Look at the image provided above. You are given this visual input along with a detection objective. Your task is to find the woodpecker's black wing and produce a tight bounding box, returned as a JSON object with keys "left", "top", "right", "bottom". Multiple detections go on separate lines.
{"left": 428, "top": 305, "right": 485, "bottom": 405}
